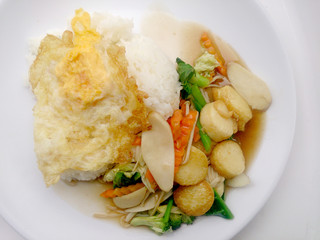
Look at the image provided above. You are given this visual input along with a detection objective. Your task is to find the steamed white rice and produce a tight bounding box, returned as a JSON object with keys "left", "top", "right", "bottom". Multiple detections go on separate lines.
{"left": 123, "top": 35, "right": 181, "bottom": 119}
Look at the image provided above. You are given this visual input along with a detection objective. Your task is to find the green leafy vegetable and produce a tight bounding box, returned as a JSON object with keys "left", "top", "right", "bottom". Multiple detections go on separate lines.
{"left": 177, "top": 58, "right": 210, "bottom": 89}
{"left": 205, "top": 188, "right": 234, "bottom": 219}
{"left": 194, "top": 51, "right": 220, "bottom": 77}
{"left": 196, "top": 119, "right": 212, "bottom": 152}
{"left": 190, "top": 85, "right": 207, "bottom": 111}
{"left": 113, "top": 171, "right": 141, "bottom": 189}
{"left": 103, "top": 163, "right": 136, "bottom": 182}
{"left": 176, "top": 57, "right": 212, "bottom": 151}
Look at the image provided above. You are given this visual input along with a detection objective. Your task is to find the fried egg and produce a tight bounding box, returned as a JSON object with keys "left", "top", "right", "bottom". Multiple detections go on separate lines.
{"left": 29, "top": 9, "right": 149, "bottom": 186}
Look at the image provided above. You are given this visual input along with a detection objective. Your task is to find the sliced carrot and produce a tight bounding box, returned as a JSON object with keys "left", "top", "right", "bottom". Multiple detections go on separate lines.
{"left": 200, "top": 32, "right": 227, "bottom": 76}
{"left": 168, "top": 109, "right": 183, "bottom": 141}
{"left": 179, "top": 99, "right": 186, "bottom": 108}
{"left": 168, "top": 109, "right": 198, "bottom": 174}
{"left": 145, "top": 168, "right": 158, "bottom": 190}
{"left": 132, "top": 136, "right": 141, "bottom": 146}
{"left": 193, "top": 126, "right": 200, "bottom": 142}
{"left": 100, "top": 182, "right": 145, "bottom": 198}
{"left": 174, "top": 148, "right": 186, "bottom": 173}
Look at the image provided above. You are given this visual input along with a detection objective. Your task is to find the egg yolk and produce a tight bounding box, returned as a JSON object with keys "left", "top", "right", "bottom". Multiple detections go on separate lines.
{"left": 55, "top": 8, "right": 109, "bottom": 104}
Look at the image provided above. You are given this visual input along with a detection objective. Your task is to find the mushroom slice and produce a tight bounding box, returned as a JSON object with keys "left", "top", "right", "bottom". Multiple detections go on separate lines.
{"left": 113, "top": 187, "right": 148, "bottom": 209}
{"left": 227, "top": 62, "right": 272, "bottom": 110}
{"left": 225, "top": 173, "right": 250, "bottom": 188}
{"left": 141, "top": 112, "right": 175, "bottom": 192}
{"left": 125, "top": 190, "right": 172, "bottom": 213}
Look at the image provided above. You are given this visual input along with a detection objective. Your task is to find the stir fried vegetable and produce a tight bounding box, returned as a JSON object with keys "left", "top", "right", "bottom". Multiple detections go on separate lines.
{"left": 130, "top": 198, "right": 195, "bottom": 234}
{"left": 200, "top": 32, "right": 227, "bottom": 76}
{"left": 103, "top": 163, "right": 136, "bottom": 182}
{"left": 205, "top": 188, "right": 234, "bottom": 219}
{"left": 196, "top": 119, "right": 212, "bottom": 152}
{"left": 177, "top": 58, "right": 208, "bottom": 108}
{"left": 168, "top": 109, "right": 198, "bottom": 173}
{"left": 176, "top": 58, "right": 212, "bottom": 152}
{"left": 96, "top": 29, "right": 271, "bottom": 236}
{"left": 100, "top": 183, "right": 145, "bottom": 198}
{"left": 145, "top": 169, "right": 157, "bottom": 189}
{"left": 113, "top": 171, "right": 141, "bottom": 189}
{"left": 130, "top": 198, "right": 174, "bottom": 234}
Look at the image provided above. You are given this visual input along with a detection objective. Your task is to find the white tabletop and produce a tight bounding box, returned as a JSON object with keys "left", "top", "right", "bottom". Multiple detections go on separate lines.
{"left": 1, "top": 0, "right": 319, "bottom": 239}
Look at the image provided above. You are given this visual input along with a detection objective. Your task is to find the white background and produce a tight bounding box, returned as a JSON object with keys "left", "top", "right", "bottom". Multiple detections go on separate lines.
{"left": 1, "top": 0, "right": 319, "bottom": 239}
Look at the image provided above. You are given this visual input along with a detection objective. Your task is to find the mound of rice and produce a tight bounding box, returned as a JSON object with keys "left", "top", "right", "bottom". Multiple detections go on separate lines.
{"left": 123, "top": 35, "right": 181, "bottom": 119}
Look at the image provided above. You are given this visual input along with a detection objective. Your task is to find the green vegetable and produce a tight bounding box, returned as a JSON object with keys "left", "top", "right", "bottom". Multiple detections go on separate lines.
{"left": 176, "top": 58, "right": 209, "bottom": 111}
{"left": 194, "top": 51, "right": 220, "bottom": 77}
{"left": 157, "top": 205, "right": 195, "bottom": 230}
{"left": 196, "top": 120, "right": 212, "bottom": 152}
{"left": 103, "top": 163, "right": 136, "bottom": 182}
{"left": 169, "top": 213, "right": 182, "bottom": 230}
{"left": 181, "top": 214, "right": 195, "bottom": 225}
{"left": 191, "top": 85, "right": 207, "bottom": 112}
{"left": 177, "top": 57, "right": 210, "bottom": 89}
{"left": 205, "top": 188, "right": 234, "bottom": 219}
{"left": 130, "top": 198, "right": 174, "bottom": 234}
{"left": 227, "top": 134, "right": 235, "bottom": 141}
{"left": 176, "top": 57, "right": 212, "bottom": 151}
{"left": 113, "top": 171, "right": 141, "bottom": 189}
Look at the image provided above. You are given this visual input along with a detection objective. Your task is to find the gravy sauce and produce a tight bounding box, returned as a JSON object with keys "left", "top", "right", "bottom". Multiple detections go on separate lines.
{"left": 141, "top": 12, "right": 208, "bottom": 65}
{"left": 235, "top": 111, "right": 266, "bottom": 167}
{"left": 53, "top": 180, "right": 112, "bottom": 216}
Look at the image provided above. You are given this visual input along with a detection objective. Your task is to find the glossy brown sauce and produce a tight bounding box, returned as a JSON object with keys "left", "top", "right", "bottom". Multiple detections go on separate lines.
{"left": 234, "top": 110, "right": 266, "bottom": 167}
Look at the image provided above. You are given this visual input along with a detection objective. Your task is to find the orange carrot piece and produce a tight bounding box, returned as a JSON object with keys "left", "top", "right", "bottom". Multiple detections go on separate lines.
{"left": 145, "top": 169, "right": 158, "bottom": 189}
{"left": 193, "top": 126, "right": 200, "bottom": 142}
{"left": 100, "top": 183, "right": 145, "bottom": 198}
{"left": 132, "top": 136, "right": 141, "bottom": 146}
{"left": 168, "top": 109, "right": 183, "bottom": 141}
{"left": 168, "top": 109, "right": 198, "bottom": 173}
{"left": 179, "top": 99, "right": 186, "bottom": 108}
{"left": 200, "top": 32, "right": 227, "bottom": 76}
{"left": 181, "top": 102, "right": 187, "bottom": 116}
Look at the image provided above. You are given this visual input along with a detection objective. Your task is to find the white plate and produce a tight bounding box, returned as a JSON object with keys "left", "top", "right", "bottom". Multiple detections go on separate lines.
{"left": 0, "top": 0, "right": 295, "bottom": 239}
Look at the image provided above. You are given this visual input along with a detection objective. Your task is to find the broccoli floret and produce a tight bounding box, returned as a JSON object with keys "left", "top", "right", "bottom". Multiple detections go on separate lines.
{"left": 169, "top": 213, "right": 195, "bottom": 230}
{"left": 169, "top": 213, "right": 182, "bottom": 230}
{"left": 130, "top": 216, "right": 172, "bottom": 234}
{"left": 130, "top": 198, "right": 197, "bottom": 234}
{"left": 181, "top": 214, "right": 195, "bottom": 225}
{"left": 130, "top": 198, "right": 174, "bottom": 235}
